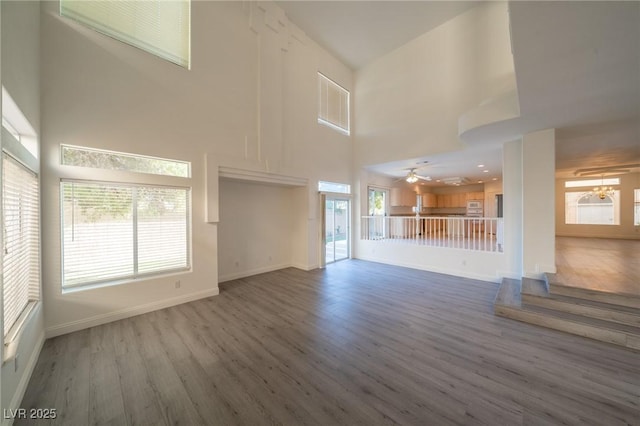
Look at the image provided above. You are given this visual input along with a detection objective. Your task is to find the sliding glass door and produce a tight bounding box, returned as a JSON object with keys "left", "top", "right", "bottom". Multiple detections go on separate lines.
{"left": 325, "top": 197, "right": 350, "bottom": 264}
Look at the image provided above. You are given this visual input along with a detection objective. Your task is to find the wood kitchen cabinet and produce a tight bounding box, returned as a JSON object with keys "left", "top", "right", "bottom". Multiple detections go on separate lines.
{"left": 421, "top": 193, "right": 437, "bottom": 208}
{"left": 466, "top": 192, "right": 484, "bottom": 201}
{"left": 390, "top": 188, "right": 416, "bottom": 207}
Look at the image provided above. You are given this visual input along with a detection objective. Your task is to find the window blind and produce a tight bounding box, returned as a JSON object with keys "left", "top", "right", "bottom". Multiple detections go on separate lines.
{"left": 318, "top": 72, "right": 350, "bottom": 134}
{"left": 60, "top": 0, "right": 191, "bottom": 69}
{"left": 61, "top": 181, "right": 190, "bottom": 289}
{"left": 3, "top": 153, "right": 40, "bottom": 338}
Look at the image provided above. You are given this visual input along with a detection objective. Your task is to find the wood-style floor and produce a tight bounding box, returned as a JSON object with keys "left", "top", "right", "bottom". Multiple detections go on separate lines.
{"left": 555, "top": 237, "right": 640, "bottom": 296}
{"left": 18, "top": 260, "right": 640, "bottom": 425}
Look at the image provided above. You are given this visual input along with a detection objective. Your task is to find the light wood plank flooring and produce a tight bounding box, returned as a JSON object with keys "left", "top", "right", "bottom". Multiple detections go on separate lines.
{"left": 18, "top": 260, "right": 640, "bottom": 425}
{"left": 555, "top": 237, "right": 640, "bottom": 296}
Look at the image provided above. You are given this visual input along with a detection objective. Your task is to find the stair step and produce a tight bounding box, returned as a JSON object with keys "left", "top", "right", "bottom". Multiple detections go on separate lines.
{"left": 545, "top": 272, "right": 640, "bottom": 309}
{"left": 493, "top": 278, "right": 521, "bottom": 308}
{"left": 522, "top": 278, "right": 640, "bottom": 328}
{"left": 494, "top": 278, "right": 640, "bottom": 351}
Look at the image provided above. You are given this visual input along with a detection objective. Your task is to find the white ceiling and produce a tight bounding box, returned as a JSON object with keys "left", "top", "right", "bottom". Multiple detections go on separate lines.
{"left": 276, "top": 1, "right": 477, "bottom": 70}
{"left": 277, "top": 1, "right": 640, "bottom": 184}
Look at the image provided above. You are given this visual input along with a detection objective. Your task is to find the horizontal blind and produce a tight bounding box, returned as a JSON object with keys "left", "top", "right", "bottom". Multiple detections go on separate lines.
{"left": 62, "top": 181, "right": 189, "bottom": 288}
{"left": 60, "top": 0, "right": 190, "bottom": 68}
{"left": 3, "top": 153, "right": 40, "bottom": 338}
{"left": 318, "top": 73, "right": 350, "bottom": 134}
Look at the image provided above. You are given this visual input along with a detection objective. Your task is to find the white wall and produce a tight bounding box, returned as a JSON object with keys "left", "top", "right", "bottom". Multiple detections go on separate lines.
{"left": 354, "top": 1, "right": 515, "bottom": 168}
{"left": 218, "top": 179, "right": 295, "bottom": 282}
{"left": 1, "top": 1, "right": 45, "bottom": 419}
{"left": 40, "top": 1, "right": 353, "bottom": 336}
{"left": 502, "top": 139, "right": 524, "bottom": 278}
{"left": 522, "top": 129, "right": 556, "bottom": 277}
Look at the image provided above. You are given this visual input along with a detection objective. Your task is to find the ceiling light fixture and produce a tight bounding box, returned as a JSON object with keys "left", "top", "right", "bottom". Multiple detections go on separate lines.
{"left": 591, "top": 175, "right": 615, "bottom": 200}
{"left": 483, "top": 170, "right": 489, "bottom": 173}
{"left": 405, "top": 168, "right": 430, "bottom": 183}
{"left": 477, "top": 164, "right": 484, "bottom": 168}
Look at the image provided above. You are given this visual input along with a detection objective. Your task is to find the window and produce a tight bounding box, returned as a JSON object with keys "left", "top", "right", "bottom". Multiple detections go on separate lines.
{"left": 2, "top": 153, "right": 40, "bottom": 341}
{"left": 318, "top": 72, "right": 350, "bottom": 135}
{"left": 318, "top": 181, "right": 350, "bottom": 194}
{"left": 61, "top": 145, "right": 190, "bottom": 177}
{"left": 60, "top": 0, "right": 191, "bottom": 68}
{"left": 635, "top": 189, "right": 640, "bottom": 226}
{"left": 565, "top": 178, "right": 620, "bottom": 188}
{"left": 565, "top": 191, "right": 620, "bottom": 225}
{"left": 61, "top": 181, "right": 190, "bottom": 289}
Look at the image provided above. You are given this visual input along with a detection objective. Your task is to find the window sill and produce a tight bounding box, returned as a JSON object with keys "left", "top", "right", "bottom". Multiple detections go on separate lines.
{"left": 3, "top": 300, "right": 40, "bottom": 364}
{"left": 61, "top": 267, "right": 192, "bottom": 295}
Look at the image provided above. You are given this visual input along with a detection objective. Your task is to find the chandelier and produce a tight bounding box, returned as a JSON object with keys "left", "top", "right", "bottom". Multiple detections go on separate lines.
{"left": 591, "top": 175, "right": 615, "bottom": 200}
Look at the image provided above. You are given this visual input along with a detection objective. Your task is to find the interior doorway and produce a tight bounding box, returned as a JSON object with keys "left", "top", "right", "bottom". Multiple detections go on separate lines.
{"left": 324, "top": 196, "right": 350, "bottom": 264}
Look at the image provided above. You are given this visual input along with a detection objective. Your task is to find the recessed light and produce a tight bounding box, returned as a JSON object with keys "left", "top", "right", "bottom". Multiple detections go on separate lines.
{"left": 436, "top": 179, "right": 441, "bottom": 182}
{"left": 483, "top": 170, "right": 489, "bottom": 173}
{"left": 478, "top": 180, "right": 483, "bottom": 183}
{"left": 477, "top": 164, "right": 484, "bottom": 168}
{"left": 492, "top": 177, "right": 498, "bottom": 181}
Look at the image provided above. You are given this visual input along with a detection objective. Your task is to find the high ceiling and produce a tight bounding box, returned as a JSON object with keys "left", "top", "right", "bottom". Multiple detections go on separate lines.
{"left": 276, "top": 1, "right": 477, "bottom": 70}
{"left": 277, "top": 1, "right": 640, "bottom": 183}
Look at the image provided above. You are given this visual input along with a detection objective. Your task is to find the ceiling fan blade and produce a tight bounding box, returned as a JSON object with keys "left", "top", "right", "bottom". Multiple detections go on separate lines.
{"left": 416, "top": 175, "right": 431, "bottom": 181}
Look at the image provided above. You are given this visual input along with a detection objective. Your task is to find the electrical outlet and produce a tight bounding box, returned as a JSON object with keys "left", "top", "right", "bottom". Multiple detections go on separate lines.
{"left": 175, "top": 280, "right": 181, "bottom": 289}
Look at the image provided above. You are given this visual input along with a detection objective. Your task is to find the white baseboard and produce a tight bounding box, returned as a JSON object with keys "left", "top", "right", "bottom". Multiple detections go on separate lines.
{"left": 556, "top": 232, "right": 640, "bottom": 240}
{"left": 45, "top": 287, "right": 219, "bottom": 339}
{"left": 355, "top": 255, "right": 501, "bottom": 283}
{"left": 3, "top": 331, "right": 45, "bottom": 426}
{"left": 218, "top": 263, "right": 291, "bottom": 283}
{"left": 291, "top": 262, "right": 318, "bottom": 271}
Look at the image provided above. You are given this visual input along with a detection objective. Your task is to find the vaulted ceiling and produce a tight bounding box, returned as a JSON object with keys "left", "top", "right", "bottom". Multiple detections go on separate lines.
{"left": 277, "top": 1, "right": 640, "bottom": 181}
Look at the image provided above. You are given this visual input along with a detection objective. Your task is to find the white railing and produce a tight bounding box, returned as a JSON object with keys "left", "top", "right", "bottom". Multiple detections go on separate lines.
{"left": 361, "top": 216, "right": 503, "bottom": 253}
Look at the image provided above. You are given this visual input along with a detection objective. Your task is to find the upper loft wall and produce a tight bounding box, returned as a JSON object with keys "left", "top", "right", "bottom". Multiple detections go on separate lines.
{"left": 40, "top": 0, "right": 352, "bottom": 183}
{"left": 354, "top": 1, "right": 515, "bottom": 167}
{"left": 2, "top": 0, "right": 40, "bottom": 131}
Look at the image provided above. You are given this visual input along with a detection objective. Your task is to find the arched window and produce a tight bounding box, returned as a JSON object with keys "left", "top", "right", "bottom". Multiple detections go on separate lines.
{"left": 565, "top": 191, "right": 620, "bottom": 225}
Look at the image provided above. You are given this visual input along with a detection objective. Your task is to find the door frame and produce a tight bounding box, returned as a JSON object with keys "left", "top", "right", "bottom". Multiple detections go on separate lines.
{"left": 319, "top": 192, "right": 352, "bottom": 267}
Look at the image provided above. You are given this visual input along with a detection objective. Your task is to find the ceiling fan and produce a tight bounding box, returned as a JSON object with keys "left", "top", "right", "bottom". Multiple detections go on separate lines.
{"left": 403, "top": 168, "right": 431, "bottom": 183}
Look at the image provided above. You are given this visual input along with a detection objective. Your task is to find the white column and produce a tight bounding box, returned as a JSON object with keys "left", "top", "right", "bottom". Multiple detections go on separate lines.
{"left": 502, "top": 139, "right": 523, "bottom": 278}
{"left": 522, "top": 129, "right": 556, "bottom": 278}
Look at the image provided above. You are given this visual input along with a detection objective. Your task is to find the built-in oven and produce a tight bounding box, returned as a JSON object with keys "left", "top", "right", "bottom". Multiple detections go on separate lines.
{"left": 467, "top": 200, "right": 483, "bottom": 210}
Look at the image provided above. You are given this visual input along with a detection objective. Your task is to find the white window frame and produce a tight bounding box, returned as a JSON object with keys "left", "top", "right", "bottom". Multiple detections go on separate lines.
{"left": 564, "top": 190, "right": 620, "bottom": 225}
{"left": 318, "top": 72, "right": 350, "bottom": 135}
{"left": 1, "top": 94, "right": 41, "bottom": 361}
{"left": 60, "top": 0, "right": 191, "bottom": 69}
{"left": 59, "top": 145, "right": 192, "bottom": 292}
{"left": 60, "top": 180, "right": 191, "bottom": 290}
{"left": 318, "top": 180, "right": 351, "bottom": 194}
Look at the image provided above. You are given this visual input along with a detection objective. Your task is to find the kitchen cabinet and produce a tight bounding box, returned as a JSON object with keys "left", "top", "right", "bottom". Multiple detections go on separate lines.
{"left": 390, "top": 188, "right": 416, "bottom": 207}
{"left": 436, "top": 193, "right": 468, "bottom": 208}
{"left": 466, "top": 192, "right": 484, "bottom": 202}
{"left": 421, "top": 193, "right": 437, "bottom": 208}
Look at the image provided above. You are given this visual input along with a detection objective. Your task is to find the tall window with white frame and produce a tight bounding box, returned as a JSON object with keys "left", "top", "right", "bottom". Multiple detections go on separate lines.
{"left": 2, "top": 153, "right": 40, "bottom": 345}
{"left": 60, "top": 145, "right": 191, "bottom": 290}
{"left": 318, "top": 72, "right": 350, "bottom": 135}
{"left": 2, "top": 88, "right": 41, "bottom": 359}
